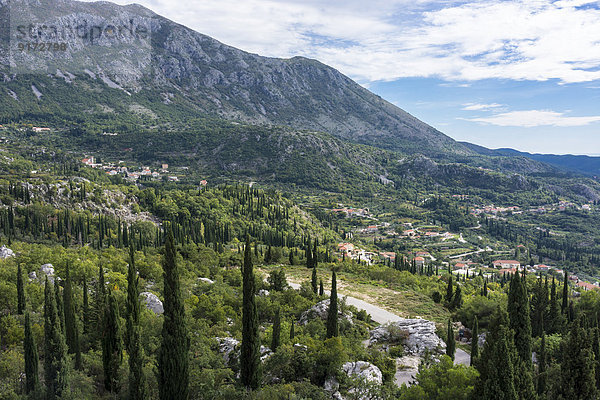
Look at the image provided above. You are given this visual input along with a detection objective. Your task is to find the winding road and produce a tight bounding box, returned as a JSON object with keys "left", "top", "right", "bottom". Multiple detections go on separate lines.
{"left": 286, "top": 281, "right": 470, "bottom": 386}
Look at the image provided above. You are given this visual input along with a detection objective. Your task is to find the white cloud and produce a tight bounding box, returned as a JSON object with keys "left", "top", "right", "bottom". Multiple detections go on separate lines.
{"left": 81, "top": 0, "right": 600, "bottom": 84}
{"left": 462, "top": 103, "right": 504, "bottom": 111}
{"left": 463, "top": 110, "right": 600, "bottom": 127}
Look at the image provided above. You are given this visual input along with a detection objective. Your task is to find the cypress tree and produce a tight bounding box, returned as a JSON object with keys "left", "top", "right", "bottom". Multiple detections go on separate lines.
{"left": 311, "top": 266, "right": 318, "bottom": 294}
{"left": 538, "top": 330, "right": 547, "bottom": 397}
{"left": 290, "top": 318, "right": 295, "bottom": 340}
{"left": 326, "top": 271, "right": 338, "bottom": 338}
{"left": 508, "top": 271, "right": 532, "bottom": 363}
{"left": 82, "top": 279, "right": 90, "bottom": 335}
{"left": 561, "top": 272, "right": 569, "bottom": 314}
{"left": 451, "top": 285, "right": 463, "bottom": 310}
{"left": 241, "top": 236, "right": 261, "bottom": 389}
{"left": 63, "top": 262, "right": 82, "bottom": 370}
{"left": 17, "top": 263, "right": 25, "bottom": 314}
{"left": 44, "top": 278, "right": 69, "bottom": 399}
{"left": 319, "top": 279, "right": 324, "bottom": 296}
{"left": 93, "top": 265, "right": 106, "bottom": 346}
{"left": 126, "top": 244, "right": 147, "bottom": 400}
{"left": 471, "top": 316, "right": 479, "bottom": 366}
{"left": 54, "top": 282, "right": 65, "bottom": 336}
{"left": 547, "top": 277, "right": 562, "bottom": 334}
{"left": 594, "top": 327, "right": 600, "bottom": 392}
{"left": 271, "top": 307, "right": 281, "bottom": 352}
{"left": 158, "top": 227, "right": 190, "bottom": 398}
{"left": 473, "top": 307, "right": 518, "bottom": 400}
{"left": 445, "top": 275, "right": 454, "bottom": 304}
{"left": 102, "top": 289, "right": 122, "bottom": 393}
{"left": 24, "top": 311, "right": 40, "bottom": 394}
{"left": 446, "top": 319, "right": 455, "bottom": 361}
{"left": 558, "top": 318, "right": 597, "bottom": 399}
{"left": 507, "top": 271, "right": 535, "bottom": 399}
{"left": 313, "top": 239, "right": 318, "bottom": 269}
{"left": 305, "top": 238, "right": 313, "bottom": 268}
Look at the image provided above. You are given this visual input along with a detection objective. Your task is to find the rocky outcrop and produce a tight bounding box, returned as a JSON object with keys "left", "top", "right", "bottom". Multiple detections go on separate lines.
{"left": 299, "top": 299, "right": 353, "bottom": 325}
{"left": 215, "top": 337, "right": 273, "bottom": 365}
{"left": 342, "top": 361, "right": 383, "bottom": 384}
{"left": 0, "top": 245, "right": 14, "bottom": 259}
{"left": 140, "top": 292, "right": 164, "bottom": 314}
{"left": 38, "top": 263, "right": 56, "bottom": 283}
{"left": 369, "top": 318, "right": 445, "bottom": 356}
{"left": 198, "top": 277, "right": 214, "bottom": 284}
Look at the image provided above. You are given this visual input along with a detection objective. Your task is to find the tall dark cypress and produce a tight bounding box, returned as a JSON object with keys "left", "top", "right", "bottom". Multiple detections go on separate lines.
{"left": 24, "top": 311, "right": 40, "bottom": 394}
{"left": 54, "top": 282, "right": 65, "bottom": 336}
{"left": 241, "top": 236, "right": 261, "bottom": 389}
{"left": 562, "top": 272, "right": 569, "bottom": 314}
{"left": 508, "top": 271, "right": 532, "bottom": 362}
{"left": 538, "top": 330, "right": 547, "bottom": 396}
{"left": 326, "top": 271, "right": 338, "bottom": 338}
{"left": 547, "top": 277, "right": 561, "bottom": 334}
{"left": 126, "top": 244, "right": 147, "bottom": 400}
{"left": 82, "top": 279, "right": 90, "bottom": 335}
{"left": 44, "top": 278, "right": 69, "bottom": 399}
{"left": 63, "top": 262, "right": 82, "bottom": 370}
{"left": 319, "top": 279, "right": 324, "bottom": 296}
{"left": 290, "top": 318, "right": 295, "bottom": 340}
{"left": 446, "top": 319, "right": 455, "bottom": 361}
{"left": 158, "top": 227, "right": 190, "bottom": 399}
{"left": 313, "top": 239, "right": 318, "bottom": 269}
{"left": 93, "top": 265, "right": 106, "bottom": 347}
{"left": 471, "top": 316, "right": 479, "bottom": 366}
{"left": 17, "top": 263, "right": 25, "bottom": 314}
{"left": 271, "top": 307, "right": 281, "bottom": 352}
{"left": 473, "top": 307, "right": 517, "bottom": 400}
{"left": 102, "top": 289, "right": 122, "bottom": 393}
{"left": 558, "top": 318, "right": 597, "bottom": 399}
{"left": 311, "top": 266, "right": 318, "bottom": 294}
{"left": 507, "top": 271, "right": 535, "bottom": 400}
{"left": 594, "top": 327, "right": 600, "bottom": 392}
{"left": 305, "top": 237, "right": 313, "bottom": 268}
{"left": 445, "top": 275, "right": 454, "bottom": 304}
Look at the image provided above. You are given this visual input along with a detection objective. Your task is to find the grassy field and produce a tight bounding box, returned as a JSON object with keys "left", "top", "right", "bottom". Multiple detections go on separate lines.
{"left": 259, "top": 264, "right": 451, "bottom": 324}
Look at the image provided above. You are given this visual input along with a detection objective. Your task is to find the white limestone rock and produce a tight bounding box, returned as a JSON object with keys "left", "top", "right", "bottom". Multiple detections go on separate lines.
{"left": 342, "top": 361, "right": 383, "bottom": 385}
{"left": 299, "top": 299, "right": 353, "bottom": 325}
{"left": 198, "top": 277, "right": 214, "bottom": 284}
{"left": 0, "top": 245, "right": 14, "bottom": 259}
{"left": 39, "top": 263, "right": 56, "bottom": 283}
{"left": 369, "top": 318, "right": 445, "bottom": 356}
{"left": 140, "top": 292, "right": 164, "bottom": 314}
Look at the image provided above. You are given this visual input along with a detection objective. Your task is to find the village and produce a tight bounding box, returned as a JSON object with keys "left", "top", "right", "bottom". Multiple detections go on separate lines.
{"left": 332, "top": 201, "right": 600, "bottom": 292}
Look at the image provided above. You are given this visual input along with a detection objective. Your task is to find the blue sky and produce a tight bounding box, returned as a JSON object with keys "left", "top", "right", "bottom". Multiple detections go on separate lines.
{"left": 89, "top": 0, "right": 600, "bottom": 155}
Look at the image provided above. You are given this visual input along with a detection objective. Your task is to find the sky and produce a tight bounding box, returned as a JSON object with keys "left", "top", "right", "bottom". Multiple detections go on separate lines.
{"left": 85, "top": 0, "right": 600, "bottom": 155}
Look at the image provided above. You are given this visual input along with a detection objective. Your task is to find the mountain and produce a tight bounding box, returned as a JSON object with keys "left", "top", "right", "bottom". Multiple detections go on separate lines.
{"left": 462, "top": 143, "right": 600, "bottom": 177}
{"left": 0, "top": 0, "right": 470, "bottom": 158}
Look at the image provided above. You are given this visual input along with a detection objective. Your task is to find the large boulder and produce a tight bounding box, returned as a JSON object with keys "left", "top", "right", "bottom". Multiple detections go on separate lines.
{"left": 140, "top": 292, "right": 164, "bottom": 314}
{"left": 342, "top": 361, "right": 383, "bottom": 385}
{"left": 299, "top": 299, "right": 353, "bottom": 325}
{"left": 0, "top": 245, "right": 14, "bottom": 259}
{"left": 216, "top": 337, "right": 239, "bottom": 364}
{"left": 215, "top": 337, "right": 272, "bottom": 365}
{"left": 370, "top": 318, "right": 445, "bottom": 356}
{"left": 38, "top": 263, "right": 56, "bottom": 283}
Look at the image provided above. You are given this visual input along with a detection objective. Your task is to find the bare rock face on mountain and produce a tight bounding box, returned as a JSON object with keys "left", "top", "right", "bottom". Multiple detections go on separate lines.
{"left": 370, "top": 318, "right": 445, "bottom": 356}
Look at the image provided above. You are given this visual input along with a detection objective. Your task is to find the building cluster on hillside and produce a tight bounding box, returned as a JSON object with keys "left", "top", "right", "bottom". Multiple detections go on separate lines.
{"left": 81, "top": 156, "right": 171, "bottom": 182}
{"left": 337, "top": 242, "right": 377, "bottom": 264}
{"left": 470, "top": 205, "right": 520, "bottom": 215}
{"left": 331, "top": 206, "right": 372, "bottom": 218}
